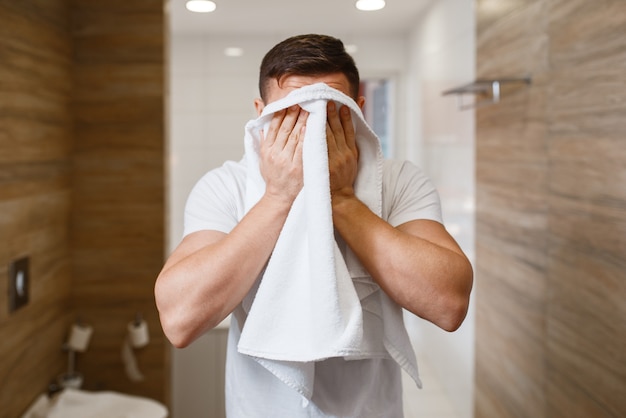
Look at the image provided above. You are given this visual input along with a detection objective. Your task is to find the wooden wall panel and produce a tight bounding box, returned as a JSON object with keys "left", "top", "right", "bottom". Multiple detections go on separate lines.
{"left": 546, "top": 0, "right": 626, "bottom": 416}
{"left": 0, "top": 1, "right": 166, "bottom": 415}
{"left": 475, "top": 0, "right": 626, "bottom": 417}
{"left": 69, "top": 0, "right": 166, "bottom": 403}
{"left": 0, "top": 1, "right": 74, "bottom": 416}
{"left": 475, "top": 1, "right": 549, "bottom": 417}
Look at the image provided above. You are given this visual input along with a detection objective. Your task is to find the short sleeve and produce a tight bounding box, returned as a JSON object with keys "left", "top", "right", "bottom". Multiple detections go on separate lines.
{"left": 183, "top": 160, "right": 246, "bottom": 237}
{"left": 382, "top": 160, "right": 443, "bottom": 227}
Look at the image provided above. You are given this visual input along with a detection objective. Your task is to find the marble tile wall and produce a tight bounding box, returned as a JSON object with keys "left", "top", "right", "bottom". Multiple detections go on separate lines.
{"left": 474, "top": 0, "right": 626, "bottom": 417}
{"left": 546, "top": 0, "right": 626, "bottom": 416}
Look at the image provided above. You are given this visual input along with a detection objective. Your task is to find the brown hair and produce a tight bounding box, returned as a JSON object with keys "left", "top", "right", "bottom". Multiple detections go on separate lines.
{"left": 259, "top": 34, "right": 360, "bottom": 102}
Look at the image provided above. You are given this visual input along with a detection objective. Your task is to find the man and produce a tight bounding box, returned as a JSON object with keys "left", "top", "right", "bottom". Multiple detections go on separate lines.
{"left": 155, "top": 34, "right": 473, "bottom": 417}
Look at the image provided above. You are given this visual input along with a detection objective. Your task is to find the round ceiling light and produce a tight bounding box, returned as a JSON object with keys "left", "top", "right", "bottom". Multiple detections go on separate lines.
{"left": 345, "top": 44, "right": 359, "bottom": 54}
{"left": 355, "top": 0, "right": 386, "bottom": 11}
{"left": 186, "top": 0, "right": 217, "bottom": 13}
{"left": 224, "top": 47, "right": 244, "bottom": 57}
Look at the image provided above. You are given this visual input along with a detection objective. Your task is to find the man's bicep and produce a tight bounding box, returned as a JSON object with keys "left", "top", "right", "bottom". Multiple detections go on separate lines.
{"left": 162, "top": 229, "right": 227, "bottom": 272}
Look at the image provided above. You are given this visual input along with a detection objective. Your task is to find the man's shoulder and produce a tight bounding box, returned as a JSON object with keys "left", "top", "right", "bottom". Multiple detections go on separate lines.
{"left": 214, "top": 158, "right": 247, "bottom": 176}
{"left": 382, "top": 158, "right": 425, "bottom": 182}
{"left": 188, "top": 158, "right": 247, "bottom": 204}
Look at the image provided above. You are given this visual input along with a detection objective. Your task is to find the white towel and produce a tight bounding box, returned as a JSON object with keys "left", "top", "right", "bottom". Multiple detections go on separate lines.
{"left": 238, "top": 83, "right": 421, "bottom": 400}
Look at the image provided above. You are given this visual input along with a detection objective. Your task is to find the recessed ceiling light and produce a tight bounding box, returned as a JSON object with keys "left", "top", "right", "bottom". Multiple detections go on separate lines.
{"left": 345, "top": 44, "right": 358, "bottom": 54}
{"left": 355, "top": 0, "right": 386, "bottom": 11}
{"left": 186, "top": 0, "right": 217, "bottom": 13}
{"left": 224, "top": 47, "right": 244, "bottom": 57}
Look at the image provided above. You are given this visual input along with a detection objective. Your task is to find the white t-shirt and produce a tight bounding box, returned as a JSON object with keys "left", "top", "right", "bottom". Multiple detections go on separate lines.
{"left": 184, "top": 158, "right": 442, "bottom": 417}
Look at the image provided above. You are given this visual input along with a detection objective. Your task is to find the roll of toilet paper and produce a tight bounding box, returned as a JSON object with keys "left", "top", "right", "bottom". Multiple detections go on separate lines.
{"left": 67, "top": 324, "right": 93, "bottom": 352}
{"left": 127, "top": 320, "right": 149, "bottom": 348}
{"left": 122, "top": 338, "right": 145, "bottom": 382}
{"left": 122, "top": 319, "right": 150, "bottom": 382}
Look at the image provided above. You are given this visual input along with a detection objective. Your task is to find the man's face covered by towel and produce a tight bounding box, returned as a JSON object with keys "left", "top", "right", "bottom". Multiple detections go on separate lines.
{"left": 253, "top": 73, "right": 366, "bottom": 205}
{"left": 255, "top": 73, "right": 364, "bottom": 107}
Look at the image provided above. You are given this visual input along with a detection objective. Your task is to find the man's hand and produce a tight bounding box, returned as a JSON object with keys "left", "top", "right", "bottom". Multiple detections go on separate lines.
{"left": 326, "top": 101, "right": 359, "bottom": 203}
{"left": 259, "top": 105, "right": 308, "bottom": 204}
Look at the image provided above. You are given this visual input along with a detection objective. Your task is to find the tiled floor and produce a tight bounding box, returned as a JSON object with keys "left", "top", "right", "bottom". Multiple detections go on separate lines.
{"left": 402, "top": 360, "right": 461, "bottom": 418}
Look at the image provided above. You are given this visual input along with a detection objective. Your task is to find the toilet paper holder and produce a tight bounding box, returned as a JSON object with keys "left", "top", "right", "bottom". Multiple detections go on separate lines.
{"left": 58, "top": 319, "right": 93, "bottom": 390}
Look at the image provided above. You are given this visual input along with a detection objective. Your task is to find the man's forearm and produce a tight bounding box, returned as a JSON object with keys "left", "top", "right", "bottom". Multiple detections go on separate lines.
{"left": 155, "top": 194, "right": 293, "bottom": 347}
{"left": 331, "top": 195, "right": 473, "bottom": 332}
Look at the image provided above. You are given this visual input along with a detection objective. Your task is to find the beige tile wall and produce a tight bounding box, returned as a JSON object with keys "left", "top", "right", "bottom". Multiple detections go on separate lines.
{"left": 474, "top": 0, "right": 626, "bottom": 417}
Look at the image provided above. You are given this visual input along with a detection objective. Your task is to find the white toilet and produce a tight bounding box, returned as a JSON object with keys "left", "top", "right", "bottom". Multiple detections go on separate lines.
{"left": 21, "top": 388, "right": 168, "bottom": 418}
{"left": 22, "top": 320, "right": 168, "bottom": 417}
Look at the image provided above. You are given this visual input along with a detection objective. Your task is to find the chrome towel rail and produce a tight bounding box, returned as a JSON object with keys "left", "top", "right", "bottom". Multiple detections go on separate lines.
{"left": 442, "top": 77, "right": 532, "bottom": 110}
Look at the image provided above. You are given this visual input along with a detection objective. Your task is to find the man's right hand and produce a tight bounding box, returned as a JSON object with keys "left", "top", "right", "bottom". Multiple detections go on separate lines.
{"left": 259, "top": 105, "right": 308, "bottom": 205}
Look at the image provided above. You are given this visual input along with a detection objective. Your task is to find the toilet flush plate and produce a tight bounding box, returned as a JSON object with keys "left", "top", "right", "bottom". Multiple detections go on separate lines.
{"left": 8, "top": 256, "right": 29, "bottom": 313}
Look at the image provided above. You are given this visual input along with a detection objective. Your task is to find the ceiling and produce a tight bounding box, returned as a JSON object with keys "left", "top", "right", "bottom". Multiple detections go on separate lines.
{"left": 167, "top": 0, "right": 433, "bottom": 37}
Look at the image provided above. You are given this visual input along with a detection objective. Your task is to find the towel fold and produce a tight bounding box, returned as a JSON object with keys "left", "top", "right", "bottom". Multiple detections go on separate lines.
{"left": 238, "top": 83, "right": 421, "bottom": 400}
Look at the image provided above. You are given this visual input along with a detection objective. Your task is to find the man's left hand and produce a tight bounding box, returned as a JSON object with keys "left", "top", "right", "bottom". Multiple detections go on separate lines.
{"left": 326, "top": 101, "right": 359, "bottom": 202}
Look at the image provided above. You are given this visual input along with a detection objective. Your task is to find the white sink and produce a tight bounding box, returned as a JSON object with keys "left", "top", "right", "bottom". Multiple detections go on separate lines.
{"left": 22, "top": 388, "right": 168, "bottom": 418}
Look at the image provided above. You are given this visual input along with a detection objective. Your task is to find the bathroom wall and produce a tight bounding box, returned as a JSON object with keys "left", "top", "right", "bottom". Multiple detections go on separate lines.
{"left": 0, "top": 1, "right": 74, "bottom": 416}
{"left": 0, "top": 1, "right": 167, "bottom": 415}
{"left": 474, "top": 0, "right": 626, "bottom": 417}
{"left": 405, "top": 0, "right": 476, "bottom": 416}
